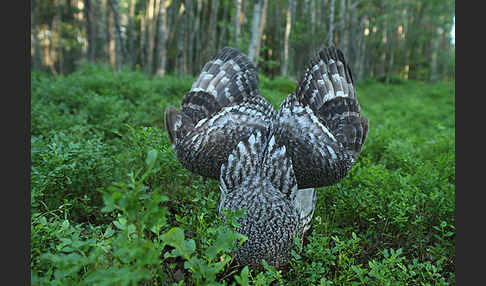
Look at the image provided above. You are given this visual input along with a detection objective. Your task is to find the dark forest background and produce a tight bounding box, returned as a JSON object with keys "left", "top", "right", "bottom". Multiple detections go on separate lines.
{"left": 30, "top": 0, "right": 455, "bottom": 82}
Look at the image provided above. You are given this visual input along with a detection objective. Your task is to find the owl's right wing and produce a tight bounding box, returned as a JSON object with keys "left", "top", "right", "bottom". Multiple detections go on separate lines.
{"left": 165, "top": 47, "right": 276, "bottom": 180}
{"left": 276, "top": 47, "right": 369, "bottom": 189}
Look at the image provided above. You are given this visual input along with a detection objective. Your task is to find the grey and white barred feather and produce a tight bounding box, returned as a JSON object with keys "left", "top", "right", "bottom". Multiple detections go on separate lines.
{"left": 276, "top": 47, "right": 369, "bottom": 189}
{"left": 165, "top": 47, "right": 276, "bottom": 179}
{"left": 165, "top": 45, "right": 368, "bottom": 270}
{"left": 219, "top": 130, "right": 314, "bottom": 269}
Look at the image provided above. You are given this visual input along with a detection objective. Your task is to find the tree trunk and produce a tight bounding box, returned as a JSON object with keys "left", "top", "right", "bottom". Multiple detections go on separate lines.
{"left": 281, "top": 0, "right": 292, "bottom": 76}
{"left": 218, "top": 0, "right": 229, "bottom": 51}
{"left": 192, "top": 0, "right": 203, "bottom": 73}
{"left": 407, "top": 2, "right": 426, "bottom": 80}
{"left": 347, "top": 0, "right": 361, "bottom": 80}
{"left": 145, "top": 0, "right": 156, "bottom": 74}
{"left": 176, "top": 1, "right": 186, "bottom": 78}
{"left": 31, "top": 0, "right": 42, "bottom": 70}
{"left": 356, "top": 17, "right": 366, "bottom": 81}
{"left": 84, "top": 0, "right": 96, "bottom": 63}
{"left": 316, "top": 0, "right": 322, "bottom": 34}
{"left": 338, "top": 0, "right": 346, "bottom": 52}
{"left": 108, "top": 0, "right": 123, "bottom": 71}
{"left": 53, "top": 0, "right": 63, "bottom": 75}
{"left": 94, "top": 0, "right": 106, "bottom": 62}
{"left": 156, "top": 0, "right": 168, "bottom": 76}
{"left": 253, "top": 0, "right": 268, "bottom": 67}
{"left": 385, "top": 0, "right": 396, "bottom": 83}
{"left": 233, "top": 0, "right": 243, "bottom": 46}
{"left": 126, "top": 0, "right": 136, "bottom": 68}
{"left": 185, "top": 0, "right": 194, "bottom": 75}
{"left": 327, "top": 0, "right": 336, "bottom": 46}
{"left": 248, "top": 0, "right": 262, "bottom": 64}
{"left": 140, "top": 0, "right": 146, "bottom": 70}
{"left": 106, "top": 0, "right": 116, "bottom": 69}
{"left": 207, "top": 0, "right": 220, "bottom": 58}
{"left": 311, "top": 0, "right": 316, "bottom": 39}
{"left": 429, "top": 27, "right": 443, "bottom": 82}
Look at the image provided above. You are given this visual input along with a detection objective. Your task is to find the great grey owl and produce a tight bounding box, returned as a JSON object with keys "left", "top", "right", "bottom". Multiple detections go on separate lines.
{"left": 165, "top": 46, "right": 368, "bottom": 269}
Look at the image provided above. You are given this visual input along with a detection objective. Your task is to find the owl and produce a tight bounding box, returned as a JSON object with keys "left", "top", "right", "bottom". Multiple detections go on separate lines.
{"left": 165, "top": 46, "right": 368, "bottom": 269}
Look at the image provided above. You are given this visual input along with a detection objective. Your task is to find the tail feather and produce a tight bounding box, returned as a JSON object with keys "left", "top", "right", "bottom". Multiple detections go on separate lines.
{"left": 220, "top": 130, "right": 298, "bottom": 199}
{"left": 220, "top": 130, "right": 266, "bottom": 191}
{"left": 261, "top": 134, "right": 298, "bottom": 197}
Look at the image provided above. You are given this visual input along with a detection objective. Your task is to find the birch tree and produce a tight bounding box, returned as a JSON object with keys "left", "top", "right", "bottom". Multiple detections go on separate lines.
{"left": 253, "top": 0, "right": 268, "bottom": 67}
{"left": 175, "top": 1, "right": 186, "bottom": 78}
{"left": 248, "top": 0, "right": 263, "bottom": 64}
{"left": 233, "top": 0, "right": 243, "bottom": 46}
{"left": 281, "top": 0, "right": 292, "bottom": 76}
{"left": 327, "top": 0, "right": 336, "bottom": 46}
{"left": 108, "top": 0, "right": 123, "bottom": 71}
{"left": 145, "top": 0, "right": 156, "bottom": 74}
{"left": 155, "top": 0, "right": 168, "bottom": 76}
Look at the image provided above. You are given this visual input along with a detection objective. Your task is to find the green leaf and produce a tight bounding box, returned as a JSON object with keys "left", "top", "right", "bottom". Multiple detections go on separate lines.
{"left": 161, "top": 227, "right": 185, "bottom": 248}
{"left": 145, "top": 149, "right": 158, "bottom": 167}
{"left": 113, "top": 217, "right": 127, "bottom": 230}
{"left": 104, "top": 226, "right": 115, "bottom": 238}
{"left": 234, "top": 266, "right": 250, "bottom": 286}
{"left": 183, "top": 239, "right": 196, "bottom": 256}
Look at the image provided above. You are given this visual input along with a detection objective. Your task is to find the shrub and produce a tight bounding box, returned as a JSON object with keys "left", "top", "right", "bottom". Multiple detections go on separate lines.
{"left": 30, "top": 66, "right": 455, "bottom": 285}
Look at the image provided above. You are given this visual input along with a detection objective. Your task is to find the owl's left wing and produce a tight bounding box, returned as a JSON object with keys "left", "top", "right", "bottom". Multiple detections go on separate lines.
{"left": 276, "top": 47, "right": 369, "bottom": 189}
{"left": 165, "top": 47, "right": 277, "bottom": 180}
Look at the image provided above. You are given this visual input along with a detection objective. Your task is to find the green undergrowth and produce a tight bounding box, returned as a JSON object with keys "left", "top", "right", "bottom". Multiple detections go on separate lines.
{"left": 31, "top": 66, "right": 455, "bottom": 285}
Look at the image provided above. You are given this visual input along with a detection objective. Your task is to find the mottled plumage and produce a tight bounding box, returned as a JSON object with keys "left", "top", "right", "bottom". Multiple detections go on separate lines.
{"left": 276, "top": 47, "right": 368, "bottom": 188}
{"left": 165, "top": 46, "right": 368, "bottom": 269}
{"left": 165, "top": 47, "right": 276, "bottom": 179}
{"left": 219, "top": 130, "right": 313, "bottom": 269}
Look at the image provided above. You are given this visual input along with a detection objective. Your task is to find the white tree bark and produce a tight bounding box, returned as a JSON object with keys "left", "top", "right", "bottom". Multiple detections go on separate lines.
{"left": 253, "top": 0, "right": 268, "bottom": 66}
{"left": 281, "top": 0, "right": 292, "bottom": 76}
{"left": 429, "top": 27, "right": 443, "bottom": 82}
{"left": 233, "top": 0, "right": 243, "bottom": 45}
{"left": 327, "top": 0, "right": 335, "bottom": 46}
{"left": 155, "top": 0, "right": 168, "bottom": 76}
{"left": 145, "top": 0, "right": 156, "bottom": 74}
{"left": 248, "top": 0, "right": 263, "bottom": 64}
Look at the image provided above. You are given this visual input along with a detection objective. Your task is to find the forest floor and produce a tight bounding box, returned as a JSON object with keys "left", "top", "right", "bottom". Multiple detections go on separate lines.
{"left": 31, "top": 65, "right": 455, "bottom": 285}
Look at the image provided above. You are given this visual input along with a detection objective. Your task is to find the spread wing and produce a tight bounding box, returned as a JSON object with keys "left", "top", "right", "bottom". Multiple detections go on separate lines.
{"left": 276, "top": 47, "right": 369, "bottom": 189}
{"left": 165, "top": 47, "right": 277, "bottom": 179}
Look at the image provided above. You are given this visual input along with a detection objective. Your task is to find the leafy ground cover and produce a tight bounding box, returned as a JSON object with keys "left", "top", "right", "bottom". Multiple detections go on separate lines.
{"left": 31, "top": 65, "right": 455, "bottom": 285}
